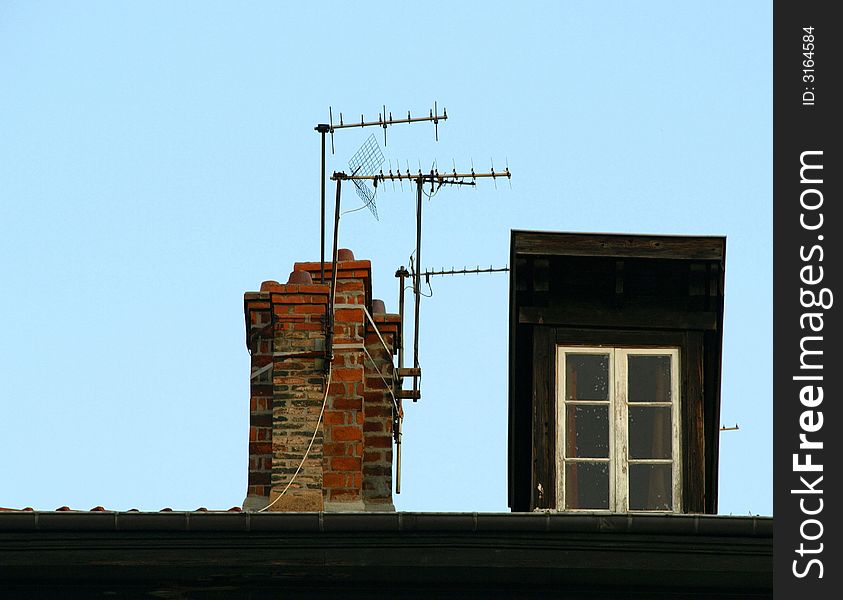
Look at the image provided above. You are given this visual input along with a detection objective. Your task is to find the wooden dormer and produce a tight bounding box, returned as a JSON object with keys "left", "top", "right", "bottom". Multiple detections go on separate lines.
{"left": 508, "top": 231, "right": 726, "bottom": 513}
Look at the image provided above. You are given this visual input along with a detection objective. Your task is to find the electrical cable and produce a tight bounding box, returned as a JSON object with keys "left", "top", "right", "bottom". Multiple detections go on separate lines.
{"left": 341, "top": 203, "right": 370, "bottom": 216}
{"left": 257, "top": 365, "right": 332, "bottom": 512}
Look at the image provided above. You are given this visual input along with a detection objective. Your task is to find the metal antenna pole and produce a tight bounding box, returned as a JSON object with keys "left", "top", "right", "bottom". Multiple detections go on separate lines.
{"left": 396, "top": 424, "right": 402, "bottom": 494}
{"left": 395, "top": 263, "right": 408, "bottom": 494}
{"left": 325, "top": 177, "right": 343, "bottom": 367}
{"left": 315, "top": 124, "right": 330, "bottom": 283}
{"left": 396, "top": 267, "right": 407, "bottom": 372}
{"left": 413, "top": 177, "right": 423, "bottom": 399}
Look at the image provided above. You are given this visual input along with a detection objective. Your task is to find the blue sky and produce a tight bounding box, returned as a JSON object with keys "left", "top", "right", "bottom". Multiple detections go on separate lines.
{"left": 0, "top": 1, "right": 771, "bottom": 514}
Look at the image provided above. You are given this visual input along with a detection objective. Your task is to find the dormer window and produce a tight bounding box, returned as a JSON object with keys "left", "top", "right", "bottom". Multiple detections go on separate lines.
{"left": 508, "top": 231, "right": 726, "bottom": 514}
{"left": 558, "top": 347, "right": 681, "bottom": 512}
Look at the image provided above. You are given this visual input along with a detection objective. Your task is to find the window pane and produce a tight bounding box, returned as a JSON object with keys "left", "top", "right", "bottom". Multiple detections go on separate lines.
{"left": 628, "top": 355, "right": 672, "bottom": 403}
{"left": 566, "top": 354, "right": 609, "bottom": 401}
{"left": 628, "top": 407, "right": 672, "bottom": 459}
{"left": 565, "top": 462, "right": 609, "bottom": 509}
{"left": 565, "top": 405, "right": 609, "bottom": 458}
{"left": 629, "top": 464, "right": 673, "bottom": 510}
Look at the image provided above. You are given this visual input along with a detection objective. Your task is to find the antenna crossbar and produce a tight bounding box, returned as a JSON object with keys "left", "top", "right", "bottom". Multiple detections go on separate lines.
{"left": 331, "top": 169, "right": 511, "bottom": 182}
{"left": 419, "top": 266, "right": 510, "bottom": 277}
{"left": 314, "top": 103, "right": 446, "bottom": 284}
{"left": 329, "top": 111, "right": 447, "bottom": 131}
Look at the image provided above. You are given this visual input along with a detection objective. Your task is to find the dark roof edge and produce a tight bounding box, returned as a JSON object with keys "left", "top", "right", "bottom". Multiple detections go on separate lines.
{"left": 0, "top": 511, "right": 771, "bottom": 536}
{"left": 510, "top": 229, "right": 727, "bottom": 240}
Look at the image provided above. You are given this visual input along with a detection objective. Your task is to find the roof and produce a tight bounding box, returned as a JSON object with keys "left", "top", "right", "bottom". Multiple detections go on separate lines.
{"left": 1, "top": 511, "right": 772, "bottom": 598}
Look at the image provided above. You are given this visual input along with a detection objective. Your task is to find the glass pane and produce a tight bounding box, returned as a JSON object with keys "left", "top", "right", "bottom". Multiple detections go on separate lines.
{"left": 628, "top": 355, "right": 672, "bottom": 403}
{"left": 628, "top": 407, "right": 673, "bottom": 459}
{"left": 566, "top": 405, "right": 609, "bottom": 458}
{"left": 565, "top": 462, "right": 609, "bottom": 510}
{"left": 629, "top": 464, "right": 673, "bottom": 510}
{"left": 566, "top": 354, "right": 609, "bottom": 401}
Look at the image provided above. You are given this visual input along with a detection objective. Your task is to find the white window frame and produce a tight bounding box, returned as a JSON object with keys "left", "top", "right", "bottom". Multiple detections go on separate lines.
{"left": 556, "top": 346, "right": 682, "bottom": 513}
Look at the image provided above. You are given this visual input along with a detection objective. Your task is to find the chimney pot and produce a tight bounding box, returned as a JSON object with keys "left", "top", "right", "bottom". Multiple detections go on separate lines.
{"left": 372, "top": 299, "right": 386, "bottom": 314}
{"left": 337, "top": 248, "right": 355, "bottom": 262}
{"left": 286, "top": 270, "right": 313, "bottom": 284}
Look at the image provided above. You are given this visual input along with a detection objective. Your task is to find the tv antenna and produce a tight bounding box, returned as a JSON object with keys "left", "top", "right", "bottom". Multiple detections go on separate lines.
{"left": 327, "top": 162, "right": 511, "bottom": 494}
{"left": 314, "top": 103, "right": 446, "bottom": 282}
{"left": 347, "top": 134, "right": 384, "bottom": 220}
{"left": 332, "top": 164, "right": 512, "bottom": 404}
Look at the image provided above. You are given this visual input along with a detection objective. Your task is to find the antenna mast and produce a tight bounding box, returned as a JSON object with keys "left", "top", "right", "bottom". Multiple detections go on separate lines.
{"left": 332, "top": 166, "right": 512, "bottom": 401}
{"left": 314, "top": 103, "right": 446, "bottom": 283}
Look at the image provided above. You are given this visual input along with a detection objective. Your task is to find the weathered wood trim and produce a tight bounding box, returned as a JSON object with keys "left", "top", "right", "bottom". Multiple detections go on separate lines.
{"left": 531, "top": 327, "right": 555, "bottom": 509}
{"left": 508, "top": 231, "right": 518, "bottom": 510}
{"left": 681, "top": 331, "right": 706, "bottom": 513}
{"left": 513, "top": 231, "right": 725, "bottom": 261}
{"left": 520, "top": 306, "right": 718, "bottom": 331}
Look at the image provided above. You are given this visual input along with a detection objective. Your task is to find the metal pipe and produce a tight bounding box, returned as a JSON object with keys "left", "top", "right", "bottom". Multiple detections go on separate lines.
{"left": 395, "top": 420, "right": 402, "bottom": 494}
{"left": 315, "top": 124, "right": 330, "bottom": 284}
{"left": 325, "top": 178, "right": 342, "bottom": 367}
{"left": 395, "top": 264, "right": 408, "bottom": 483}
{"left": 412, "top": 178, "right": 422, "bottom": 400}
{"left": 396, "top": 267, "right": 407, "bottom": 372}
{"left": 320, "top": 129, "right": 326, "bottom": 284}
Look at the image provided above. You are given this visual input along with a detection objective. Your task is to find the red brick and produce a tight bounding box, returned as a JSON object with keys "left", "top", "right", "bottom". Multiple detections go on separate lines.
{"left": 334, "top": 308, "right": 363, "bottom": 323}
{"left": 323, "top": 410, "right": 346, "bottom": 425}
{"left": 331, "top": 426, "right": 362, "bottom": 442}
{"left": 250, "top": 442, "right": 272, "bottom": 455}
{"left": 366, "top": 435, "right": 391, "bottom": 448}
{"left": 295, "top": 259, "right": 371, "bottom": 272}
{"left": 292, "top": 304, "right": 326, "bottom": 314}
{"left": 366, "top": 378, "right": 387, "bottom": 391}
{"left": 331, "top": 456, "right": 361, "bottom": 471}
{"left": 364, "top": 451, "right": 384, "bottom": 463}
{"left": 363, "top": 420, "right": 384, "bottom": 432}
{"left": 297, "top": 284, "right": 330, "bottom": 294}
{"left": 336, "top": 281, "right": 365, "bottom": 292}
{"left": 323, "top": 472, "right": 344, "bottom": 488}
{"left": 323, "top": 443, "right": 347, "bottom": 457}
{"left": 365, "top": 404, "right": 392, "bottom": 418}
{"left": 275, "top": 313, "right": 307, "bottom": 323}
{"left": 332, "top": 396, "right": 362, "bottom": 410}
{"left": 362, "top": 465, "right": 391, "bottom": 477}
{"left": 273, "top": 294, "right": 308, "bottom": 304}
{"left": 332, "top": 367, "right": 362, "bottom": 382}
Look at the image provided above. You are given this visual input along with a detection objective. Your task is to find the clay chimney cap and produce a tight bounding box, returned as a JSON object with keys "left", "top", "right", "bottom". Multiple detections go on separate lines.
{"left": 372, "top": 299, "right": 387, "bottom": 314}
{"left": 337, "top": 248, "right": 355, "bottom": 262}
{"left": 287, "top": 270, "right": 313, "bottom": 284}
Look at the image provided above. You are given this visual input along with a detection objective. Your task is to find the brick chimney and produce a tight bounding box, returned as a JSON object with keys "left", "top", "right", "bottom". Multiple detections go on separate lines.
{"left": 243, "top": 250, "right": 399, "bottom": 512}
